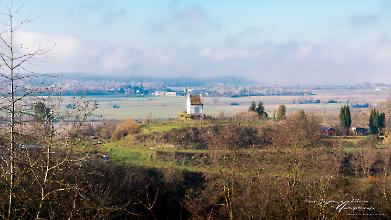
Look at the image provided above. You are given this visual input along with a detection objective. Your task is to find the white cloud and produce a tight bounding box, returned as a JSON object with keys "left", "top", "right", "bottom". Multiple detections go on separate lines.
{"left": 14, "top": 31, "right": 140, "bottom": 74}
{"left": 16, "top": 31, "right": 81, "bottom": 60}
{"left": 11, "top": 29, "right": 391, "bottom": 85}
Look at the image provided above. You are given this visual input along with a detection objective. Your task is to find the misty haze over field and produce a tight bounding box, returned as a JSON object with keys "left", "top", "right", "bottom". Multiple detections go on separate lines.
{"left": 11, "top": 0, "right": 391, "bottom": 85}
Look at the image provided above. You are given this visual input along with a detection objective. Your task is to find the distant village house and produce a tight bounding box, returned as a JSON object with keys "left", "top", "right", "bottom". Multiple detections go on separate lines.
{"left": 186, "top": 94, "right": 204, "bottom": 115}
{"left": 321, "top": 126, "right": 337, "bottom": 137}
{"left": 351, "top": 127, "right": 369, "bottom": 136}
{"left": 153, "top": 91, "right": 177, "bottom": 96}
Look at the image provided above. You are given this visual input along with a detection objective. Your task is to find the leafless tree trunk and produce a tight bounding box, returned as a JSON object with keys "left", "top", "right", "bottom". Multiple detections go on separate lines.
{"left": 0, "top": 6, "right": 47, "bottom": 218}
{"left": 0, "top": 4, "right": 99, "bottom": 219}
{"left": 0, "top": 3, "right": 155, "bottom": 219}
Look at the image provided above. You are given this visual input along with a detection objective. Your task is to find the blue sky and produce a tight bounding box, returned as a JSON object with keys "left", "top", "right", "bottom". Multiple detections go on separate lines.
{"left": 5, "top": 0, "right": 391, "bottom": 85}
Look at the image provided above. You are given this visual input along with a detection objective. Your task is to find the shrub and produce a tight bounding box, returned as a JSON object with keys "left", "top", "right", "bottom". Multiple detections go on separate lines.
{"left": 137, "top": 124, "right": 273, "bottom": 149}
{"left": 161, "top": 127, "right": 206, "bottom": 148}
{"left": 233, "top": 111, "right": 259, "bottom": 121}
{"left": 370, "top": 159, "right": 386, "bottom": 176}
{"left": 202, "top": 125, "right": 271, "bottom": 149}
{"left": 339, "top": 154, "right": 355, "bottom": 176}
{"left": 112, "top": 118, "right": 141, "bottom": 141}
{"left": 98, "top": 120, "right": 119, "bottom": 139}
{"left": 177, "top": 111, "right": 187, "bottom": 120}
{"left": 382, "top": 128, "right": 391, "bottom": 146}
{"left": 272, "top": 110, "right": 321, "bottom": 147}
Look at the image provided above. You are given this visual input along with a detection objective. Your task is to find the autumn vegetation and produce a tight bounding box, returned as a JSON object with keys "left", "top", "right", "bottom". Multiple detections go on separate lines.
{"left": 1, "top": 4, "right": 391, "bottom": 220}
{"left": 3, "top": 95, "right": 391, "bottom": 219}
{"left": 82, "top": 103, "right": 391, "bottom": 219}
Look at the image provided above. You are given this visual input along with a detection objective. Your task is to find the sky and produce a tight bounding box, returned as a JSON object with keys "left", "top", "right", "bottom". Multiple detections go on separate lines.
{"left": 3, "top": 0, "right": 391, "bottom": 85}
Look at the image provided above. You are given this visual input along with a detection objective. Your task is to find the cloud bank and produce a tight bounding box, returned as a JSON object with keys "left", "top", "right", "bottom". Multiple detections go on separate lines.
{"left": 11, "top": 0, "right": 391, "bottom": 85}
{"left": 16, "top": 28, "right": 391, "bottom": 86}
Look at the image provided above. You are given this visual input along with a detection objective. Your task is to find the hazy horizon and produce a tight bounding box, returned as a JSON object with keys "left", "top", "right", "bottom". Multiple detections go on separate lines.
{"left": 52, "top": 72, "right": 391, "bottom": 87}
{"left": 7, "top": 0, "right": 391, "bottom": 85}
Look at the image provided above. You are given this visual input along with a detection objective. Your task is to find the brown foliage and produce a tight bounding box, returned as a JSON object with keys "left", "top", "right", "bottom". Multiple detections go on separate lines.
{"left": 339, "top": 147, "right": 391, "bottom": 178}
{"left": 139, "top": 125, "right": 273, "bottom": 149}
{"left": 376, "top": 99, "right": 391, "bottom": 128}
{"left": 272, "top": 110, "right": 321, "bottom": 147}
{"left": 202, "top": 125, "right": 272, "bottom": 149}
{"left": 112, "top": 118, "right": 141, "bottom": 141}
{"left": 232, "top": 111, "right": 259, "bottom": 121}
{"left": 97, "top": 120, "right": 119, "bottom": 139}
{"left": 383, "top": 128, "right": 391, "bottom": 146}
{"left": 185, "top": 148, "right": 345, "bottom": 219}
{"left": 351, "top": 110, "right": 370, "bottom": 128}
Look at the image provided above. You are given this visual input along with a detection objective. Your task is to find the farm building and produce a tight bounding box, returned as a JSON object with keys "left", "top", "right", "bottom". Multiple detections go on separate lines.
{"left": 351, "top": 127, "right": 369, "bottom": 136}
{"left": 186, "top": 94, "right": 204, "bottom": 115}
{"left": 321, "top": 127, "right": 337, "bottom": 137}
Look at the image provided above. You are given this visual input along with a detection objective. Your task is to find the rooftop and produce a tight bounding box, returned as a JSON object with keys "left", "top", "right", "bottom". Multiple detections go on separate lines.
{"left": 189, "top": 95, "right": 203, "bottom": 105}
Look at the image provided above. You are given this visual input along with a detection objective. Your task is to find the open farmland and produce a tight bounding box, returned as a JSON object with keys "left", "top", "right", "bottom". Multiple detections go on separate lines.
{"left": 88, "top": 88, "right": 391, "bottom": 120}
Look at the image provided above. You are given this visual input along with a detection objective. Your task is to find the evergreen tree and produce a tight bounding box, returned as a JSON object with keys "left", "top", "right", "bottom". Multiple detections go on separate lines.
{"left": 256, "top": 102, "right": 268, "bottom": 119}
{"left": 296, "top": 110, "right": 306, "bottom": 120}
{"left": 256, "top": 102, "right": 264, "bottom": 115}
{"left": 378, "top": 112, "right": 386, "bottom": 132}
{"left": 249, "top": 101, "right": 268, "bottom": 119}
{"left": 369, "top": 108, "right": 379, "bottom": 134}
{"left": 339, "top": 106, "right": 345, "bottom": 128}
{"left": 275, "top": 105, "right": 286, "bottom": 120}
{"left": 340, "top": 105, "right": 351, "bottom": 136}
{"left": 34, "top": 102, "right": 52, "bottom": 123}
{"left": 249, "top": 101, "right": 257, "bottom": 112}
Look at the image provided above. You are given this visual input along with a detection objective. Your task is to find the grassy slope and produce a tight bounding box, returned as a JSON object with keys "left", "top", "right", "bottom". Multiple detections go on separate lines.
{"left": 139, "top": 119, "right": 266, "bottom": 134}
{"left": 140, "top": 119, "right": 204, "bottom": 134}
{"left": 94, "top": 119, "right": 389, "bottom": 174}
{"left": 100, "top": 141, "right": 210, "bottom": 173}
{"left": 99, "top": 119, "right": 213, "bottom": 172}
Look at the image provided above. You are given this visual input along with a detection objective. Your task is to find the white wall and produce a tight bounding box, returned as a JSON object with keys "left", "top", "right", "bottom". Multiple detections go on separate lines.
{"left": 186, "top": 94, "right": 203, "bottom": 115}
{"left": 186, "top": 94, "right": 191, "bottom": 114}
{"left": 188, "top": 105, "right": 203, "bottom": 115}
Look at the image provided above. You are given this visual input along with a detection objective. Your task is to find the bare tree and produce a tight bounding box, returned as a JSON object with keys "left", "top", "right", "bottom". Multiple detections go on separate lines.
{"left": 0, "top": 5, "right": 49, "bottom": 218}
{"left": 0, "top": 4, "right": 99, "bottom": 219}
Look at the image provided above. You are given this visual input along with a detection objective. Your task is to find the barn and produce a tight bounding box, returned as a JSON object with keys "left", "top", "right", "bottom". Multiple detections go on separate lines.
{"left": 351, "top": 127, "right": 369, "bottom": 136}
{"left": 321, "top": 126, "right": 337, "bottom": 137}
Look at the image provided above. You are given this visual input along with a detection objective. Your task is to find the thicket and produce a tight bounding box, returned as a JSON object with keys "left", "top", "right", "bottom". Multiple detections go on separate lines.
{"left": 134, "top": 111, "right": 321, "bottom": 149}
{"left": 136, "top": 124, "right": 275, "bottom": 149}
{"left": 112, "top": 118, "right": 141, "bottom": 140}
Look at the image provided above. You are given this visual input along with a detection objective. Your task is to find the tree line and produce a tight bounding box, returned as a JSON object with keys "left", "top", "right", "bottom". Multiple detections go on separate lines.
{"left": 249, "top": 102, "right": 386, "bottom": 136}
{"left": 249, "top": 101, "right": 286, "bottom": 120}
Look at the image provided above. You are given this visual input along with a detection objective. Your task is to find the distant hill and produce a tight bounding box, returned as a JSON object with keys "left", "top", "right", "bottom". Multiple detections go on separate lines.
{"left": 51, "top": 73, "right": 255, "bottom": 87}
